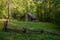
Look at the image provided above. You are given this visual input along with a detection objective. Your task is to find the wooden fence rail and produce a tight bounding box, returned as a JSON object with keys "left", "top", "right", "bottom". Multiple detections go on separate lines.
{"left": 3, "top": 27, "right": 60, "bottom": 36}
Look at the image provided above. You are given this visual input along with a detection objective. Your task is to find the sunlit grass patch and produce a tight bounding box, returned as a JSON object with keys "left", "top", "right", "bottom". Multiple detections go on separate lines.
{"left": 0, "top": 21, "right": 4, "bottom": 30}
{"left": 8, "top": 20, "right": 60, "bottom": 31}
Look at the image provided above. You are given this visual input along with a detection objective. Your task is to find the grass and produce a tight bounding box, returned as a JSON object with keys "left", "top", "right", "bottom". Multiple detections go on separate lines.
{"left": 8, "top": 20, "right": 60, "bottom": 31}
{"left": 0, "top": 21, "right": 4, "bottom": 30}
{"left": 0, "top": 31, "right": 60, "bottom": 40}
{"left": 0, "top": 20, "right": 60, "bottom": 40}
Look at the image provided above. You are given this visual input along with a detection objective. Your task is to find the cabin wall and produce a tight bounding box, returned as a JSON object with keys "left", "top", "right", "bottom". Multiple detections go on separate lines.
{"left": 21, "top": 14, "right": 36, "bottom": 22}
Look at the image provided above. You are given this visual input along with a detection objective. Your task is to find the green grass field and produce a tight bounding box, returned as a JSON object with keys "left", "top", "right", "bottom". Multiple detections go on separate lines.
{"left": 8, "top": 20, "right": 60, "bottom": 31}
{"left": 0, "top": 20, "right": 60, "bottom": 40}
{"left": 0, "top": 31, "right": 60, "bottom": 40}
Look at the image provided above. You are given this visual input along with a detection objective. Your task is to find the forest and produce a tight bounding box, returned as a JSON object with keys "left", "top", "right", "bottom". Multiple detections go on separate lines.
{"left": 0, "top": 0, "right": 60, "bottom": 40}
{"left": 0, "top": 0, "right": 60, "bottom": 24}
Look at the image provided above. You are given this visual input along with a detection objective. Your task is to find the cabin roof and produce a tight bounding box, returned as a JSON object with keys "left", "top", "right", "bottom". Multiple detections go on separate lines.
{"left": 27, "top": 13, "right": 36, "bottom": 18}
{"left": 21, "top": 13, "right": 36, "bottom": 19}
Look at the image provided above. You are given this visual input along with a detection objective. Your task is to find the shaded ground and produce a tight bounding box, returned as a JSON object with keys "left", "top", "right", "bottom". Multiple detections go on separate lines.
{"left": 0, "top": 31, "right": 60, "bottom": 40}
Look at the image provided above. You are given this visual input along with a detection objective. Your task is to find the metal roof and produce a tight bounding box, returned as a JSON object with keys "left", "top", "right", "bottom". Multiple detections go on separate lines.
{"left": 27, "top": 13, "right": 36, "bottom": 18}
